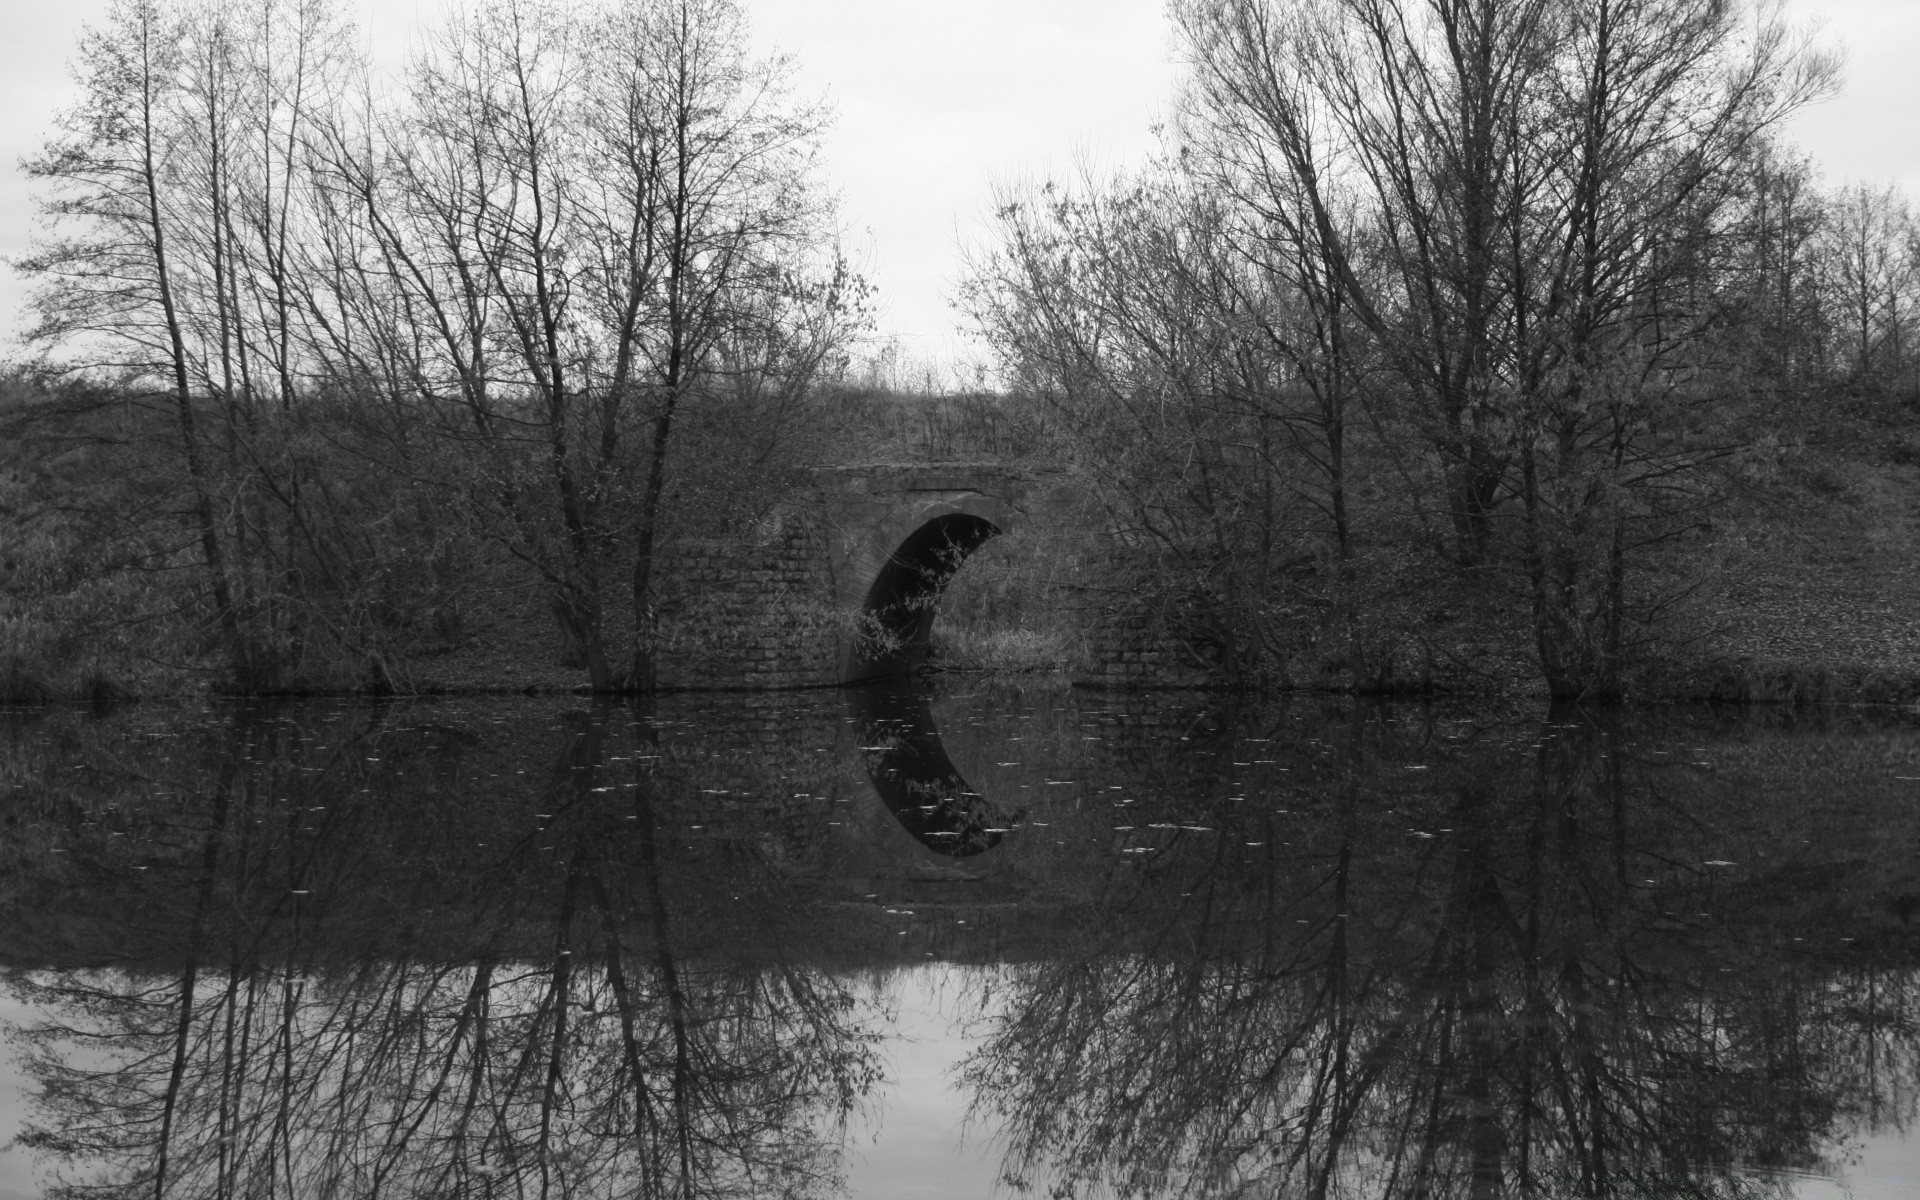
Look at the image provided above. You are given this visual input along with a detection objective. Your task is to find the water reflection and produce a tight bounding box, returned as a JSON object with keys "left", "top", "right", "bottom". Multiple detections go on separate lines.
{"left": 2, "top": 690, "right": 1918, "bottom": 1198}
{"left": 2, "top": 702, "right": 880, "bottom": 1199}
{"left": 961, "top": 706, "right": 1920, "bottom": 1198}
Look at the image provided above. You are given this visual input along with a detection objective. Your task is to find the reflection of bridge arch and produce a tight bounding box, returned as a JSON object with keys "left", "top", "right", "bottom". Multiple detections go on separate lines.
{"left": 818, "top": 465, "right": 1081, "bottom": 685}
{"left": 844, "top": 678, "right": 1019, "bottom": 857}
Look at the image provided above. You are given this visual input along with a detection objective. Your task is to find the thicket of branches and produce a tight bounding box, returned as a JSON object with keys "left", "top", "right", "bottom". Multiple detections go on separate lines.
{"left": 965, "top": 0, "right": 1918, "bottom": 698}
{"left": 10, "top": 0, "right": 1920, "bottom": 701}
{"left": 5, "top": 0, "right": 863, "bottom": 695}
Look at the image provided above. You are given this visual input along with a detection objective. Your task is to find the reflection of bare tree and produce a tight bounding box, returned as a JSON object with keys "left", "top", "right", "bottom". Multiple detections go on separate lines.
{"left": 8, "top": 702, "right": 880, "bottom": 1198}
{"left": 963, "top": 710, "right": 1920, "bottom": 1199}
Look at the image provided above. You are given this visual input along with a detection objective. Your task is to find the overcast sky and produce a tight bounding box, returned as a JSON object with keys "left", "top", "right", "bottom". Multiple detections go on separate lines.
{"left": 1, "top": 0, "right": 1915, "bottom": 373}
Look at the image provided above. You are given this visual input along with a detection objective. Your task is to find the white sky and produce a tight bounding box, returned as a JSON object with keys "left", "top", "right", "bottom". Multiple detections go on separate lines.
{"left": 2, "top": 0, "right": 1916, "bottom": 374}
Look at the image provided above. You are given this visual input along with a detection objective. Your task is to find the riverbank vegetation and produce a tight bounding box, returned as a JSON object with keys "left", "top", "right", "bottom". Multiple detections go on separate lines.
{"left": 959, "top": 0, "right": 1920, "bottom": 701}
{"left": 5, "top": 0, "right": 1920, "bottom": 702}
{"left": 4, "top": 0, "right": 863, "bottom": 700}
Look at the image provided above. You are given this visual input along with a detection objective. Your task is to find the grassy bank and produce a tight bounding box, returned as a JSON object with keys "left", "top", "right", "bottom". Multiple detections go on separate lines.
{"left": 5, "top": 382, "right": 1918, "bottom": 707}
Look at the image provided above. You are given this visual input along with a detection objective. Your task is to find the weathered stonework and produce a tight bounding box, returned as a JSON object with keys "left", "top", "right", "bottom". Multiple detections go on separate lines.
{"left": 1076, "top": 600, "right": 1219, "bottom": 690}
{"left": 648, "top": 463, "right": 1220, "bottom": 690}
{"left": 650, "top": 508, "right": 841, "bottom": 690}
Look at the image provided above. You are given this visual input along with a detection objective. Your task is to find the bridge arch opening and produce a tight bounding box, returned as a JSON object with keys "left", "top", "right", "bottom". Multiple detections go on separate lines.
{"left": 849, "top": 512, "right": 1000, "bottom": 683}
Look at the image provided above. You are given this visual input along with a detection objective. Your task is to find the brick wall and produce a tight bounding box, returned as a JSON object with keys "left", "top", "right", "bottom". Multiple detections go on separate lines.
{"left": 1076, "top": 603, "right": 1218, "bottom": 690}
{"left": 650, "top": 506, "right": 844, "bottom": 690}
{"left": 650, "top": 499, "right": 1220, "bottom": 691}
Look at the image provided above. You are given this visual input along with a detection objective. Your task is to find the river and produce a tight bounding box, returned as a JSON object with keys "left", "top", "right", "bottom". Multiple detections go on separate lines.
{"left": 3, "top": 680, "right": 1919, "bottom": 1198}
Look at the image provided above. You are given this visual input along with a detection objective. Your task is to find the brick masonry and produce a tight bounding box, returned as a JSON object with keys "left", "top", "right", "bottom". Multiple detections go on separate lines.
{"left": 650, "top": 505, "right": 843, "bottom": 690}
{"left": 648, "top": 466, "right": 1222, "bottom": 691}
{"left": 1074, "top": 597, "right": 1218, "bottom": 690}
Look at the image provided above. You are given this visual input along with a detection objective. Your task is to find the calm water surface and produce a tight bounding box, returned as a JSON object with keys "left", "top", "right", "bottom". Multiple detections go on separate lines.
{"left": 4, "top": 682, "right": 1920, "bottom": 1198}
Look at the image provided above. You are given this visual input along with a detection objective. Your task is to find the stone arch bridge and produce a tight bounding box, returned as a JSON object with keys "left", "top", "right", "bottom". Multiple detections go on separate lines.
{"left": 649, "top": 463, "right": 1191, "bottom": 690}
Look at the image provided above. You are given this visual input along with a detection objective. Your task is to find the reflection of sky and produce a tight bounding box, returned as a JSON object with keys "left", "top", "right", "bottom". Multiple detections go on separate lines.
{"left": 1827, "top": 1133, "right": 1920, "bottom": 1198}
{"left": 7, "top": 963, "right": 1920, "bottom": 1198}
{"left": 847, "top": 965, "right": 1005, "bottom": 1200}
{"left": 840, "top": 964, "right": 1920, "bottom": 1200}
{"left": 0, "top": 997, "right": 39, "bottom": 1200}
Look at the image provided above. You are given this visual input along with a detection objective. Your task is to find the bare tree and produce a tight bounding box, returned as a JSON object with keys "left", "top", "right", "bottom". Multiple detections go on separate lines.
{"left": 575, "top": 0, "right": 852, "bottom": 687}
{"left": 1718, "top": 144, "right": 1831, "bottom": 392}
{"left": 1132, "top": 0, "right": 1833, "bottom": 696}
{"left": 19, "top": 0, "right": 249, "bottom": 680}
{"left": 324, "top": 0, "right": 855, "bottom": 690}
{"left": 967, "top": 169, "right": 1315, "bottom": 685}
{"left": 17, "top": 0, "right": 420, "bottom": 692}
{"left": 1822, "top": 181, "right": 1916, "bottom": 386}
{"left": 18, "top": 0, "right": 858, "bottom": 696}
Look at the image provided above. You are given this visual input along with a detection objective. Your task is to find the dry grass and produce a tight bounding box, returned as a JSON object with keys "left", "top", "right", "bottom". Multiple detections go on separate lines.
{"left": 1642, "top": 427, "right": 1920, "bottom": 704}
{"left": 930, "top": 625, "right": 1079, "bottom": 674}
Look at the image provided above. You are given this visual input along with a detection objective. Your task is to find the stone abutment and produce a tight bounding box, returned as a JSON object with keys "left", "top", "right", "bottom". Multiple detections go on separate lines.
{"left": 647, "top": 463, "right": 1210, "bottom": 690}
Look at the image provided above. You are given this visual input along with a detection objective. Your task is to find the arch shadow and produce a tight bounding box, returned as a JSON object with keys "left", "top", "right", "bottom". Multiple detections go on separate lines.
{"left": 846, "top": 512, "right": 999, "bottom": 684}
{"left": 844, "top": 677, "right": 1019, "bottom": 858}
